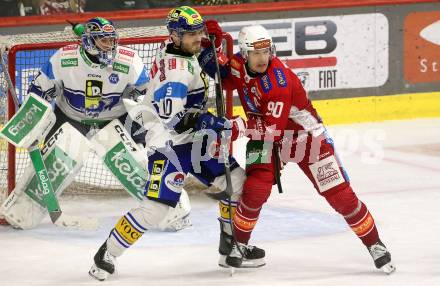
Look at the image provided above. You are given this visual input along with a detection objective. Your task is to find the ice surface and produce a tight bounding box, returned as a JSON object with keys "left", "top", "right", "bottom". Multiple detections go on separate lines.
{"left": 1, "top": 118, "right": 439, "bottom": 286}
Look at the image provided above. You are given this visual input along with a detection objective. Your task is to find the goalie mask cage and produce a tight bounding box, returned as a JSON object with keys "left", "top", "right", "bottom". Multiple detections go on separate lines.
{"left": 0, "top": 26, "right": 233, "bottom": 224}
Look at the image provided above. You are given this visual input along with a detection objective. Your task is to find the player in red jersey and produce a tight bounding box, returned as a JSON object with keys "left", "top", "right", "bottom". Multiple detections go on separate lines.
{"left": 199, "top": 22, "right": 395, "bottom": 274}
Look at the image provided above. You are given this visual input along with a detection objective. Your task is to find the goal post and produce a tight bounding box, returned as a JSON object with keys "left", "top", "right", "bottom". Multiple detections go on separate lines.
{"left": 0, "top": 26, "right": 234, "bottom": 224}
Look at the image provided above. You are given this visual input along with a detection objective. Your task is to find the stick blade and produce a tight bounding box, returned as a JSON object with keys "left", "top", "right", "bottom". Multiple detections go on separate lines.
{"left": 54, "top": 213, "right": 99, "bottom": 231}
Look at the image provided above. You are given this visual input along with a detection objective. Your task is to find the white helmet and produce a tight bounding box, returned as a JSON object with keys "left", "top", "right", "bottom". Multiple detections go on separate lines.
{"left": 238, "top": 25, "right": 275, "bottom": 60}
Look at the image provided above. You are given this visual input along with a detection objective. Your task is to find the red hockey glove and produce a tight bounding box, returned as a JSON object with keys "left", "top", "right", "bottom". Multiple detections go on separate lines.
{"left": 245, "top": 113, "right": 266, "bottom": 140}
{"left": 202, "top": 19, "right": 223, "bottom": 50}
{"left": 208, "top": 116, "right": 246, "bottom": 158}
{"left": 229, "top": 116, "right": 247, "bottom": 141}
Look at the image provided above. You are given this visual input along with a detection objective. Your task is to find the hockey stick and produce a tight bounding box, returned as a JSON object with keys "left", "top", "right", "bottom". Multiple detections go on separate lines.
{"left": 0, "top": 50, "right": 98, "bottom": 231}
{"left": 209, "top": 36, "right": 242, "bottom": 275}
{"left": 273, "top": 144, "right": 283, "bottom": 193}
{"left": 209, "top": 35, "right": 233, "bottom": 198}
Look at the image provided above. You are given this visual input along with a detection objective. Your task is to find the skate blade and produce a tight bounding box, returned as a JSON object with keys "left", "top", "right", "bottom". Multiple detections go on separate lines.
{"left": 55, "top": 213, "right": 99, "bottom": 231}
{"left": 89, "top": 264, "right": 110, "bottom": 281}
{"left": 218, "top": 255, "right": 266, "bottom": 269}
{"left": 240, "top": 258, "right": 266, "bottom": 268}
{"left": 380, "top": 262, "right": 396, "bottom": 274}
{"left": 218, "top": 255, "right": 228, "bottom": 268}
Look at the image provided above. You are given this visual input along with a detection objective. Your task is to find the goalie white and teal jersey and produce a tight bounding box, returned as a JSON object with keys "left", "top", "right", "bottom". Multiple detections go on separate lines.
{"left": 141, "top": 42, "right": 209, "bottom": 145}
{"left": 28, "top": 44, "right": 149, "bottom": 123}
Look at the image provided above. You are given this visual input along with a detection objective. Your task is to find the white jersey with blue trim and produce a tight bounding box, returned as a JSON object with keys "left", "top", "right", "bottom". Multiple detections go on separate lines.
{"left": 141, "top": 42, "right": 209, "bottom": 145}
{"left": 29, "top": 44, "right": 149, "bottom": 123}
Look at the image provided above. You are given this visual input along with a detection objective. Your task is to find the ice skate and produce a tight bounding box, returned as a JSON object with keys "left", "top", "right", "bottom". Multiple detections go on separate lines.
{"left": 224, "top": 241, "right": 266, "bottom": 268}
{"left": 217, "top": 220, "right": 266, "bottom": 268}
{"left": 89, "top": 242, "right": 116, "bottom": 281}
{"left": 368, "top": 240, "right": 396, "bottom": 274}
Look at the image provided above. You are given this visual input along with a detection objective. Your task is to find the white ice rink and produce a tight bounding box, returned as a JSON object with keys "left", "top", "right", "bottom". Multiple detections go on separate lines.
{"left": 1, "top": 118, "right": 439, "bottom": 286}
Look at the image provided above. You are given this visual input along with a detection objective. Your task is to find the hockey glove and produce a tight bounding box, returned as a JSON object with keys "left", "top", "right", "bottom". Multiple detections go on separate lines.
{"left": 225, "top": 116, "right": 246, "bottom": 142}
{"left": 245, "top": 113, "right": 270, "bottom": 140}
{"left": 196, "top": 112, "right": 229, "bottom": 133}
{"left": 202, "top": 19, "right": 223, "bottom": 51}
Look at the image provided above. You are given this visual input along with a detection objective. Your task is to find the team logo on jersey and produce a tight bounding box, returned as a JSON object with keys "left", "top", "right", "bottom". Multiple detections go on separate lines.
{"left": 259, "top": 74, "right": 272, "bottom": 93}
{"left": 85, "top": 80, "right": 103, "bottom": 109}
{"left": 165, "top": 172, "right": 185, "bottom": 193}
{"left": 61, "top": 58, "right": 78, "bottom": 67}
{"left": 274, "top": 68, "right": 287, "bottom": 87}
{"left": 109, "top": 73, "right": 119, "bottom": 84}
{"left": 146, "top": 160, "right": 166, "bottom": 198}
{"left": 113, "top": 62, "right": 130, "bottom": 74}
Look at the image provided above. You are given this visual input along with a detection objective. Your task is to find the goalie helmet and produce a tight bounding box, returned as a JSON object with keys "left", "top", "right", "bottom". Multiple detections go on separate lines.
{"left": 82, "top": 17, "right": 118, "bottom": 66}
{"left": 238, "top": 25, "right": 275, "bottom": 60}
{"left": 166, "top": 6, "right": 205, "bottom": 36}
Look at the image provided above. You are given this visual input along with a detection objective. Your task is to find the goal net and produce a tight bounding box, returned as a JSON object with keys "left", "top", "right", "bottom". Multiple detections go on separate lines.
{"left": 0, "top": 26, "right": 233, "bottom": 223}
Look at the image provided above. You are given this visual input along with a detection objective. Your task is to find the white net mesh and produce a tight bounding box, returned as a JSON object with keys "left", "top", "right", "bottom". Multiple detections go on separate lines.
{"left": 0, "top": 65, "right": 7, "bottom": 201}
{"left": 0, "top": 25, "right": 213, "bottom": 202}
{"left": 1, "top": 26, "right": 168, "bottom": 47}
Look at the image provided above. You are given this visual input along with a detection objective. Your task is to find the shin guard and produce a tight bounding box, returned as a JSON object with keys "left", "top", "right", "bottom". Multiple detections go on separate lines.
{"left": 325, "top": 187, "right": 379, "bottom": 246}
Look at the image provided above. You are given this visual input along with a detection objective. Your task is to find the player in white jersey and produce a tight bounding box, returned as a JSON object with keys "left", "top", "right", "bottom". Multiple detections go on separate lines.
{"left": 31, "top": 17, "right": 148, "bottom": 141}
{"left": 1, "top": 17, "right": 191, "bottom": 232}
{"left": 88, "top": 6, "right": 265, "bottom": 281}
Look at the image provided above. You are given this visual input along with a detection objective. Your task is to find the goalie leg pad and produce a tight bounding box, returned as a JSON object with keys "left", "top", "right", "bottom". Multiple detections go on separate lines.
{"left": 91, "top": 119, "right": 150, "bottom": 202}
{"left": 107, "top": 199, "right": 170, "bottom": 257}
{"left": 1, "top": 123, "right": 92, "bottom": 229}
{"left": 1, "top": 191, "right": 46, "bottom": 229}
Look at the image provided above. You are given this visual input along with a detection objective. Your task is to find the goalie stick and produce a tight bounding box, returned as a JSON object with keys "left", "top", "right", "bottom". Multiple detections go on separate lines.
{"left": 0, "top": 50, "right": 98, "bottom": 231}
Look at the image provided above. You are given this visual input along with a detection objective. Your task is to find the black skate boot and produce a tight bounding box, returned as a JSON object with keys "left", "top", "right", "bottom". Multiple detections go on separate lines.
{"left": 218, "top": 219, "right": 265, "bottom": 268}
{"left": 89, "top": 242, "right": 116, "bottom": 281}
{"left": 225, "top": 241, "right": 266, "bottom": 268}
{"left": 218, "top": 219, "right": 233, "bottom": 257}
{"left": 368, "top": 240, "right": 396, "bottom": 274}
